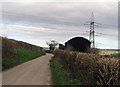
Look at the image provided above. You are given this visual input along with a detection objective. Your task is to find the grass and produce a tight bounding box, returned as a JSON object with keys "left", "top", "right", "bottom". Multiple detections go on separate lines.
{"left": 99, "top": 50, "right": 120, "bottom": 55}
{"left": 2, "top": 48, "right": 46, "bottom": 70}
{"left": 51, "top": 57, "right": 82, "bottom": 85}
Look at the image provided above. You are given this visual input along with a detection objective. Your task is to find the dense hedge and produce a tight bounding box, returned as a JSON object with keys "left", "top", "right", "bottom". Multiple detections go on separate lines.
{"left": 54, "top": 50, "right": 120, "bottom": 85}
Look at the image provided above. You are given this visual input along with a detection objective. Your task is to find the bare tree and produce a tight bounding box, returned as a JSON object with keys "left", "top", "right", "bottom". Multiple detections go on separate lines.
{"left": 46, "top": 40, "right": 58, "bottom": 50}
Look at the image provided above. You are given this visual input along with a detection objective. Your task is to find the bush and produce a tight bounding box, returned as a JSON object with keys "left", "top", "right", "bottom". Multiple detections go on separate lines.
{"left": 51, "top": 57, "right": 82, "bottom": 85}
{"left": 88, "top": 48, "right": 100, "bottom": 54}
{"left": 54, "top": 50, "right": 120, "bottom": 85}
{"left": 96, "top": 58, "right": 119, "bottom": 85}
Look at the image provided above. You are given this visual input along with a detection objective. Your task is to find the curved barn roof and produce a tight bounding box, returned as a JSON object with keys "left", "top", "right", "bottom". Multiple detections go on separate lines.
{"left": 65, "top": 37, "right": 91, "bottom": 52}
{"left": 65, "top": 37, "right": 91, "bottom": 44}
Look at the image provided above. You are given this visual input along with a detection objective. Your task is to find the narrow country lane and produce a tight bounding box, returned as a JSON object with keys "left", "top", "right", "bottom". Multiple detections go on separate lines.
{"left": 2, "top": 53, "right": 53, "bottom": 85}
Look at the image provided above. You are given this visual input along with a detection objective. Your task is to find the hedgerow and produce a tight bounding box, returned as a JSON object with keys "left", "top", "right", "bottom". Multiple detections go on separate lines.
{"left": 54, "top": 50, "right": 120, "bottom": 85}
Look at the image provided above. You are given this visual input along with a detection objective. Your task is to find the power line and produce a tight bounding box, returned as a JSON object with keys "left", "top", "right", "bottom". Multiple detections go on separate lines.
{"left": 84, "top": 12, "right": 100, "bottom": 48}
{"left": 83, "top": 12, "right": 116, "bottom": 48}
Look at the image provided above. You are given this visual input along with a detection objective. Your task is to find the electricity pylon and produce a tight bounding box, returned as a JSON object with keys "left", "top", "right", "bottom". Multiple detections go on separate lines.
{"left": 89, "top": 12, "right": 95, "bottom": 48}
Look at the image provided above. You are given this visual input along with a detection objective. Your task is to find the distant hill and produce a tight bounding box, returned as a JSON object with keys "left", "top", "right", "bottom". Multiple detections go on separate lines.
{"left": 43, "top": 47, "right": 49, "bottom": 50}
{"left": 100, "top": 49, "right": 120, "bottom": 51}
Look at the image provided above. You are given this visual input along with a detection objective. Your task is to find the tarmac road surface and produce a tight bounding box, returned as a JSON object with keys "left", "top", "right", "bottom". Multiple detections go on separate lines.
{"left": 2, "top": 53, "right": 53, "bottom": 85}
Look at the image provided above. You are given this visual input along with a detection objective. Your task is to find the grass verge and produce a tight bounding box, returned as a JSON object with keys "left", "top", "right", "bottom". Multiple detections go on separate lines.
{"left": 2, "top": 48, "right": 46, "bottom": 70}
{"left": 51, "top": 57, "right": 82, "bottom": 85}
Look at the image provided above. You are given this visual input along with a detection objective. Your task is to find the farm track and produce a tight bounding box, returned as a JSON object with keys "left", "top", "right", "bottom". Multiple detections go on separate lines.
{"left": 2, "top": 53, "right": 53, "bottom": 85}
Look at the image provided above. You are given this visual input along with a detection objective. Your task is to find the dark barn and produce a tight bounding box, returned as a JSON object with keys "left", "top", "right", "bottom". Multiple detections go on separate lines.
{"left": 65, "top": 37, "right": 91, "bottom": 52}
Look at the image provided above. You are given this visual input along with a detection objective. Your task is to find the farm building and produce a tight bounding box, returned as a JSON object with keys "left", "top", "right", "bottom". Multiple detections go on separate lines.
{"left": 65, "top": 37, "right": 91, "bottom": 52}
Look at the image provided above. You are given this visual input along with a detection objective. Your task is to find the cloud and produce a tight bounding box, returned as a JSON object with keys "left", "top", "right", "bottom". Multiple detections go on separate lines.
{"left": 1, "top": 1, "right": 118, "bottom": 48}
{"left": 2, "top": 2, "right": 117, "bottom": 28}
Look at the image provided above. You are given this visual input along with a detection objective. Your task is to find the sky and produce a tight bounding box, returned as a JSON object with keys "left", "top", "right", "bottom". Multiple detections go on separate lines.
{"left": 0, "top": 0, "right": 119, "bottom": 49}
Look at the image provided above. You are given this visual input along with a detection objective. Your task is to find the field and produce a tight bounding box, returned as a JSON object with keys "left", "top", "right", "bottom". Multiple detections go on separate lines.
{"left": 99, "top": 50, "right": 120, "bottom": 55}
{"left": 51, "top": 50, "right": 120, "bottom": 85}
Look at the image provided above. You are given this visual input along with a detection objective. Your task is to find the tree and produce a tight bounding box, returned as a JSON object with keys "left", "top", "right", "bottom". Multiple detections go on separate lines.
{"left": 46, "top": 40, "right": 58, "bottom": 50}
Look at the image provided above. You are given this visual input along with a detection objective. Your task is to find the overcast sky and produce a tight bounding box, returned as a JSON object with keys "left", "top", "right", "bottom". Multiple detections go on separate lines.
{"left": 0, "top": 0, "right": 119, "bottom": 49}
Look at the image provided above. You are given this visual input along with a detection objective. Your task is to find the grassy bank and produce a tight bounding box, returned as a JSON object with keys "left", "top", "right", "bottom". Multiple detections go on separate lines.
{"left": 2, "top": 48, "right": 46, "bottom": 70}
{"left": 51, "top": 57, "right": 82, "bottom": 85}
{"left": 2, "top": 37, "right": 43, "bottom": 61}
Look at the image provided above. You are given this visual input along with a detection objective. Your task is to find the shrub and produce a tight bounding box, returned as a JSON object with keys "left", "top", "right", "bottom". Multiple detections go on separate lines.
{"left": 51, "top": 57, "right": 82, "bottom": 85}
{"left": 54, "top": 50, "right": 120, "bottom": 85}
{"left": 88, "top": 48, "right": 100, "bottom": 54}
{"left": 96, "top": 58, "right": 120, "bottom": 85}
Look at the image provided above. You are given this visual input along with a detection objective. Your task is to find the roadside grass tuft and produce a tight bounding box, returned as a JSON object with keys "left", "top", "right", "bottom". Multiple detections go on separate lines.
{"left": 2, "top": 48, "right": 46, "bottom": 70}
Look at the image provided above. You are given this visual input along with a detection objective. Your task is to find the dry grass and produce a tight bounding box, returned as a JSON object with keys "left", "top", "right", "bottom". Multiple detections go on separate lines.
{"left": 97, "top": 58, "right": 120, "bottom": 85}
{"left": 54, "top": 50, "right": 120, "bottom": 85}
